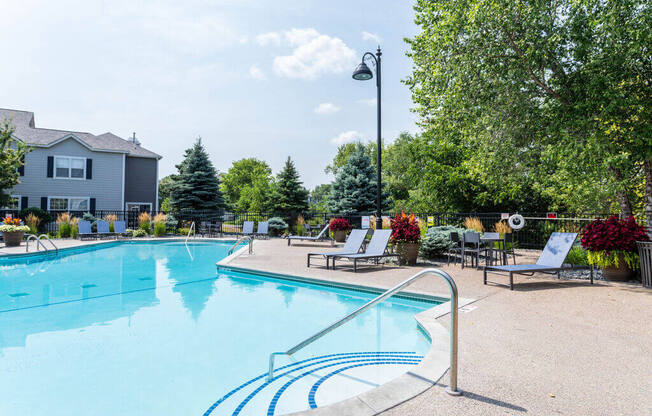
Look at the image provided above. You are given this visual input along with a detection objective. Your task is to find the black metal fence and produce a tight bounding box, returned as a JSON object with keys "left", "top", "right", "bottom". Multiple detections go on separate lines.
{"left": 1, "top": 208, "right": 614, "bottom": 250}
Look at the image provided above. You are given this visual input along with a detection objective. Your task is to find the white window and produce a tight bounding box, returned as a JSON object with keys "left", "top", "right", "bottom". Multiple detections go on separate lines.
{"left": 48, "top": 197, "right": 90, "bottom": 211}
{"left": 54, "top": 156, "right": 86, "bottom": 179}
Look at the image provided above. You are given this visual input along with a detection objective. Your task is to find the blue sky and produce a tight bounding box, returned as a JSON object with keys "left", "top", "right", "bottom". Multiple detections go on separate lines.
{"left": 2, "top": 0, "right": 418, "bottom": 188}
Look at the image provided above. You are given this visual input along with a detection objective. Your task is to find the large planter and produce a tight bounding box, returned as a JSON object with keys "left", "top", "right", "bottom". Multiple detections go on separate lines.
{"left": 334, "top": 230, "right": 347, "bottom": 243}
{"left": 397, "top": 242, "right": 420, "bottom": 266}
{"left": 601, "top": 253, "right": 634, "bottom": 281}
{"left": 3, "top": 231, "right": 25, "bottom": 247}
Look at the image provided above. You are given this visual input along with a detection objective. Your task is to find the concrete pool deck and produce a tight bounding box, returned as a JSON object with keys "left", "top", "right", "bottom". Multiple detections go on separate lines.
{"left": 225, "top": 238, "right": 652, "bottom": 416}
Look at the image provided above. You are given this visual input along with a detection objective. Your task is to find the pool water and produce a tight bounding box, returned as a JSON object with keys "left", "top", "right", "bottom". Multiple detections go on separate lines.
{"left": 0, "top": 241, "right": 436, "bottom": 415}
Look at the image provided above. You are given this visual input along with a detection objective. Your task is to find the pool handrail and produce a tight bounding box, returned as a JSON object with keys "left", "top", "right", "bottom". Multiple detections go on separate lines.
{"left": 267, "top": 268, "right": 462, "bottom": 396}
{"left": 186, "top": 222, "right": 195, "bottom": 243}
{"left": 38, "top": 234, "right": 58, "bottom": 253}
{"left": 25, "top": 234, "right": 47, "bottom": 252}
{"left": 228, "top": 236, "right": 252, "bottom": 255}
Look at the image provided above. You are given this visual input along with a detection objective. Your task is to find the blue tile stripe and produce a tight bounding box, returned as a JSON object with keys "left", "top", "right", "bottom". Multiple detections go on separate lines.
{"left": 268, "top": 358, "right": 422, "bottom": 415}
{"left": 202, "top": 351, "right": 421, "bottom": 416}
{"left": 307, "top": 360, "right": 421, "bottom": 409}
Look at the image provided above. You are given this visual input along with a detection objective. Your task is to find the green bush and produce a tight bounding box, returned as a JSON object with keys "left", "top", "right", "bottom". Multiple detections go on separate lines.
{"left": 178, "top": 227, "right": 193, "bottom": 236}
{"left": 19, "top": 207, "right": 52, "bottom": 232}
{"left": 125, "top": 228, "right": 135, "bottom": 237}
{"left": 268, "top": 217, "right": 288, "bottom": 236}
{"left": 133, "top": 229, "right": 147, "bottom": 238}
{"left": 57, "top": 222, "right": 72, "bottom": 238}
{"left": 566, "top": 246, "right": 589, "bottom": 266}
{"left": 166, "top": 214, "right": 178, "bottom": 232}
{"left": 139, "top": 221, "right": 151, "bottom": 234}
{"left": 154, "top": 222, "right": 166, "bottom": 237}
{"left": 420, "top": 225, "right": 466, "bottom": 259}
{"left": 82, "top": 213, "right": 98, "bottom": 232}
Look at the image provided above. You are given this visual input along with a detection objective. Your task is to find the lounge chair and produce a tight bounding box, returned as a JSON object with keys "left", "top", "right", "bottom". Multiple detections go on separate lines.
{"left": 483, "top": 232, "right": 581, "bottom": 290}
{"left": 331, "top": 229, "right": 400, "bottom": 272}
{"left": 307, "top": 229, "right": 368, "bottom": 269}
{"left": 242, "top": 221, "right": 254, "bottom": 236}
{"left": 287, "top": 223, "right": 332, "bottom": 246}
{"left": 255, "top": 221, "right": 269, "bottom": 239}
{"left": 77, "top": 220, "right": 97, "bottom": 240}
{"left": 113, "top": 220, "right": 131, "bottom": 239}
{"left": 96, "top": 220, "right": 117, "bottom": 239}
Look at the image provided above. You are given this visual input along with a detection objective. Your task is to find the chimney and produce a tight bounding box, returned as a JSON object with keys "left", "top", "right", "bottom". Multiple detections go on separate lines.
{"left": 131, "top": 132, "right": 141, "bottom": 146}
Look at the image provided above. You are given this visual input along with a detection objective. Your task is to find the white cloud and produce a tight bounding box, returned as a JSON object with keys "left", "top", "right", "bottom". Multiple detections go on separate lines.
{"left": 255, "top": 32, "right": 282, "bottom": 46}
{"left": 314, "top": 102, "right": 340, "bottom": 114}
{"left": 273, "top": 28, "right": 356, "bottom": 80}
{"left": 357, "top": 98, "right": 377, "bottom": 106}
{"left": 249, "top": 64, "right": 266, "bottom": 80}
{"left": 362, "top": 31, "right": 381, "bottom": 44}
{"left": 330, "top": 130, "right": 363, "bottom": 145}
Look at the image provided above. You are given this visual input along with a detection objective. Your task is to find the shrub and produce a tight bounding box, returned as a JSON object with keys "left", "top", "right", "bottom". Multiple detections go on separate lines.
{"left": 494, "top": 220, "right": 512, "bottom": 234}
{"left": 153, "top": 213, "right": 167, "bottom": 237}
{"left": 581, "top": 215, "right": 649, "bottom": 269}
{"left": 329, "top": 218, "right": 351, "bottom": 232}
{"left": 103, "top": 214, "right": 118, "bottom": 232}
{"left": 178, "top": 227, "right": 193, "bottom": 236}
{"left": 138, "top": 212, "right": 151, "bottom": 234}
{"left": 25, "top": 213, "right": 40, "bottom": 234}
{"left": 19, "top": 207, "right": 52, "bottom": 232}
{"left": 390, "top": 212, "right": 421, "bottom": 244}
{"left": 82, "top": 212, "right": 98, "bottom": 232}
{"left": 125, "top": 228, "right": 135, "bottom": 237}
{"left": 464, "top": 217, "right": 484, "bottom": 233}
{"left": 420, "top": 225, "right": 466, "bottom": 259}
{"left": 566, "top": 246, "right": 589, "bottom": 266}
{"left": 268, "top": 217, "right": 288, "bottom": 236}
{"left": 56, "top": 212, "right": 72, "bottom": 238}
{"left": 166, "top": 214, "right": 178, "bottom": 232}
{"left": 132, "top": 229, "right": 147, "bottom": 238}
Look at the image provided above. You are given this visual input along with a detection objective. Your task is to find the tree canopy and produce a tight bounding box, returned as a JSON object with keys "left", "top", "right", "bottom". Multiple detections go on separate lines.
{"left": 219, "top": 158, "right": 275, "bottom": 212}
{"left": 0, "top": 120, "right": 29, "bottom": 208}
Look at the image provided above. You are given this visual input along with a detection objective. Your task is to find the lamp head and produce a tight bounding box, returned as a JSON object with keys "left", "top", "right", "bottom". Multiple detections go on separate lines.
{"left": 352, "top": 61, "right": 373, "bottom": 80}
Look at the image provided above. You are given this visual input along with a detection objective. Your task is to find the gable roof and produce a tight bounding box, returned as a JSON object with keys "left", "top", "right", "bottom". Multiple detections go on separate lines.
{"left": 0, "top": 108, "right": 161, "bottom": 159}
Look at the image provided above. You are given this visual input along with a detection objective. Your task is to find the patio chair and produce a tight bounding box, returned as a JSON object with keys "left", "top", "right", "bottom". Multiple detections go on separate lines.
{"left": 307, "top": 229, "right": 367, "bottom": 269}
{"left": 255, "top": 221, "right": 269, "bottom": 239}
{"left": 113, "top": 220, "right": 131, "bottom": 239}
{"left": 287, "top": 223, "right": 333, "bottom": 246}
{"left": 483, "top": 232, "right": 580, "bottom": 290}
{"left": 77, "top": 220, "right": 97, "bottom": 240}
{"left": 242, "top": 221, "right": 254, "bottom": 236}
{"left": 331, "top": 229, "right": 400, "bottom": 272}
{"left": 96, "top": 220, "right": 117, "bottom": 239}
{"left": 462, "top": 232, "right": 489, "bottom": 269}
{"left": 447, "top": 232, "right": 463, "bottom": 265}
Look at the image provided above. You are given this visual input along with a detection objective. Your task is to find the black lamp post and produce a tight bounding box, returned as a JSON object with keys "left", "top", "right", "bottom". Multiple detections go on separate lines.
{"left": 352, "top": 46, "right": 383, "bottom": 230}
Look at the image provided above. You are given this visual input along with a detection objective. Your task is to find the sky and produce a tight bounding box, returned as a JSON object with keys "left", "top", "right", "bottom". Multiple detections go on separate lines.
{"left": 1, "top": 0, "right": 419, "bottom": 189}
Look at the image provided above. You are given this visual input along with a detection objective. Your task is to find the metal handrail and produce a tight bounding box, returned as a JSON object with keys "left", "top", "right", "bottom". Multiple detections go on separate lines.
{"left": 25, "top": 234, "right": 47, "bottom": 252}
{"left": 185, "top": 222, "right": 195, "bottom": 243}
{"left": 228, "top": 236, "right": 252, "bottom": 255}
{"left": 267, "top": 268, "right": 461, "bottom": 395}
{"left": 38, "top": 234, "right": 58, "bottom": 253}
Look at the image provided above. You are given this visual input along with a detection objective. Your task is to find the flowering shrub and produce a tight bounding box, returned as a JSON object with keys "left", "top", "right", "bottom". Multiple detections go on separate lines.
{"left": 390, "top": 212, "right": 421, "bottom": 244}
{"left": 581, "top": 216, "right": 649, "bottom": 269}
{"left": 329, "top": 218, "right": 351, "bottom": 232}
{"left": 0, "top": 216, "right": 29, "bottom": 233}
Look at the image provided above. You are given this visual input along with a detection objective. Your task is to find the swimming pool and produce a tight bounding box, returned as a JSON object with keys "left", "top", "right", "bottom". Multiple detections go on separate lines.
{"left": 0, "top": 241, "right": 439, "bottom": 415}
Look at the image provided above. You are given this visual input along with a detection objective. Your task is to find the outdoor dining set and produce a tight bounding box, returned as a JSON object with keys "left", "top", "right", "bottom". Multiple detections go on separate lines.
{"left": 447, "top": 231, "right": 517, "bottom": 269}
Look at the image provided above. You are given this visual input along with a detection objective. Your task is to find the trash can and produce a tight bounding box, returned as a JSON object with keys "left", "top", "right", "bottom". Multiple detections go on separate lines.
{"left": 638, "top": 241, "right": 652, "bottom": 288}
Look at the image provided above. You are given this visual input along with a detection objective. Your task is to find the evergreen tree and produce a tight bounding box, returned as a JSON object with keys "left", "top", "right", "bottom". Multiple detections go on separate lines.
{"left": 329, "top": 143, "right": 387, "bottom": 215}
{"left": 169, "top": 138, "right": 225, "bottom": 218}
{"left": 273, "top": 156, "right": 308, "bottom": 219}
{"left": 0, "top": 120, "right": 30, "bottom": 207}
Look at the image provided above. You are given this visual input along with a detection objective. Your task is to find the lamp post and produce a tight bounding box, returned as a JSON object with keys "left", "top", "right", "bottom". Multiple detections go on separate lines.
{"left": 352, "top": 46, "right": 383, "bottom": 230}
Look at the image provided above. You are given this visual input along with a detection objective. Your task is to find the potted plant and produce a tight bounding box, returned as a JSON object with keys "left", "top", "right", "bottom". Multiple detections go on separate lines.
{"left": 0, "top": 216, "right": 30, "bottom": 247}
{"left": 391, "top": 212, "right": 421, "bottom": 266}
{"left": 329, "top": 218, "right": 351, "bottom": 242}
{"left": 580, "top": 216, "right": 649, "bottom": 281}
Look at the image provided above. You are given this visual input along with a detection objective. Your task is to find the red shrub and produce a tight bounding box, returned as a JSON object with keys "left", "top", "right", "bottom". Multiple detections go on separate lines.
{"left": 329, "top": 218, "right": 351, "bottom": 232}
{"left": 580, "top": 215, "right": 649, "bottom": 253}
{"left": 391, "top": 212, "right": 421, "bottom": 244}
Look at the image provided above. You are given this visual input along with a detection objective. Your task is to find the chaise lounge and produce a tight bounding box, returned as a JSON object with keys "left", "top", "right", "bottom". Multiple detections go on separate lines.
{"left": 287, "top": 223, "right": 333, "bottom": 246}
{"left": 331, "top": 229, "right": 400, "bottom": 272}
{"left": 78, "top": 220, "right": 97, "bottom": 240}
{"left": 483, "top": 232, "right": 583, "bottom": 290}
{"left": 307, "top": 229, "right": 367, "bottom": 269}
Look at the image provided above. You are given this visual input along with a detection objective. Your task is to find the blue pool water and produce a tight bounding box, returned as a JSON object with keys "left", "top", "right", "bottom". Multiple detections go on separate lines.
{"left": 0, "top": 241, "right": 436, "bottom": 415}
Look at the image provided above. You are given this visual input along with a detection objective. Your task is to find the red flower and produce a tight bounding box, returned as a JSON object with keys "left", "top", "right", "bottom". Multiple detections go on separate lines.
{"left": 390, "top": 211, "right": 421, "bottom": 244}
{"left": 2, "top": 216, "right": 21, "bottom": 226}
{"left": 581, "top": 215, "right": 649, "bottom": 253}
{"left": 329, "top": 218, "right": 351, "bottom": 232}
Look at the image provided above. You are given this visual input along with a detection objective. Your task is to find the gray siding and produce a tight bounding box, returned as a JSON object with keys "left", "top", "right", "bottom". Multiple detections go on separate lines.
{"left": 124, "top": 156, "right": 157, "bottom": 210}
{"left": 12, "top": 138, "right": 124, "bottom": 210}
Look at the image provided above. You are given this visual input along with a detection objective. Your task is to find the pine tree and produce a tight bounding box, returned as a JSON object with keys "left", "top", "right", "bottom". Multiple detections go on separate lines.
{"left": 329, "top": 143, "right": 387, "bottom": 214}
{"left": 273, "top": 156, "right": 308, "bottom": 219}
{"left": 169, "top": 138, "right": 225, "bottom": 218}
{"left": 0, "top": 120, "right": 29, "bottom": 207}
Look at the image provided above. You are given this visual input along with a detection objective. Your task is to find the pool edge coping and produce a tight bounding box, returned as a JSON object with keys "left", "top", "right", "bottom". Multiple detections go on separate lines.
{"left": 218, "top": 246, "right": 474, "bottom": 416}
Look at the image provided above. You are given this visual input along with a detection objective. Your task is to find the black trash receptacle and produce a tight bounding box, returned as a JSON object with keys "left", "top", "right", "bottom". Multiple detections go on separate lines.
{"left": 638, "top": 241, "right": 652, "bottom": 288}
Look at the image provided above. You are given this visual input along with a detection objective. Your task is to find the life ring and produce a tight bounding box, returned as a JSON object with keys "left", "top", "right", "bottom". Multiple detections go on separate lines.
{"left": 508, "top": 214, "right": 525, "bottom": 230}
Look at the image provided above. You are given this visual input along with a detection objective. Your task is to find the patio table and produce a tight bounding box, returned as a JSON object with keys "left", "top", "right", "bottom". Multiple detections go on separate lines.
{"left": 481, "top": 236, "right": 506, "bottom": 266}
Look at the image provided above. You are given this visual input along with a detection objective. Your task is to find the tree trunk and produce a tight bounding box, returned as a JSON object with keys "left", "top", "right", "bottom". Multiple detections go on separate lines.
{"left": 610, "top": 167, "right": 633, "bottom": 218}
{"left": 645, "top": 158, "right": 652, "bottom": 237}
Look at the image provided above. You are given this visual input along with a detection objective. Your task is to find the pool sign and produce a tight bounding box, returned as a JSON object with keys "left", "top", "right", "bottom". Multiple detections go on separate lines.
{"left": 501, "top": 213, "right": 510, "bottom": 220}
{"left": 361, "top": 216, "right": 370, "bottom": 229}
{"left": 427, "top": 216, "right": 434, "bottom": 226}
{"left": 547, "top": 212, "right": 558, "bottom": 219}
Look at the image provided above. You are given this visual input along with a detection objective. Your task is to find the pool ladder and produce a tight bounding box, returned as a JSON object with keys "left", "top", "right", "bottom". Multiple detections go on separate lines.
{"left": 185, "top": 222, "right": 196, "bottom": 243}
{"left": 25, "top": 234, "right": 59, "bottom": 253}
{"left": 267, "top": 268, "right": 462, "bottom": 396}
{"left": 228, "top": 236, "right": 252, "bottom": 255}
